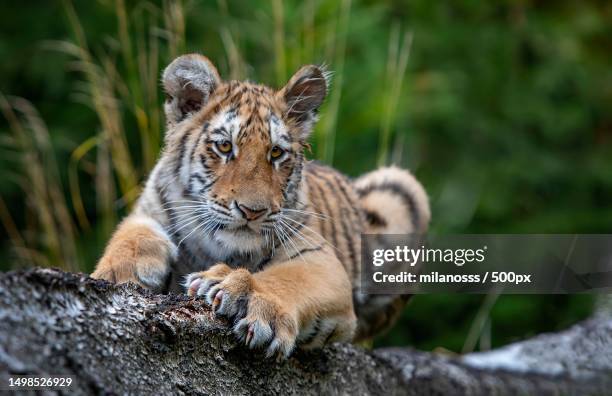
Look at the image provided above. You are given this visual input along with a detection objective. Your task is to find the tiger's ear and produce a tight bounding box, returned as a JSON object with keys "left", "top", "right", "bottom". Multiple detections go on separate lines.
{"left": 279, "top": 65, "right": 330, "bottom": 138}
{"left": 162, "top": 54, "right": 221, "bottom": 126}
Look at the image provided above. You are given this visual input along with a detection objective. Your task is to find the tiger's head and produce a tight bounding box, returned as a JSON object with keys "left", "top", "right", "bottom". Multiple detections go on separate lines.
{"left": 161, "top": 54, "right": 328, "bottom": 254}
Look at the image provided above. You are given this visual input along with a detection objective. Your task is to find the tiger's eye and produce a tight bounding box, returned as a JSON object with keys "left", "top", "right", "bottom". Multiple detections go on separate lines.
{"left": 271, "top": 146, "right": 284, "bottom": 159}
{"left": 216, "top": 140, "right": 232, "bottom": 154}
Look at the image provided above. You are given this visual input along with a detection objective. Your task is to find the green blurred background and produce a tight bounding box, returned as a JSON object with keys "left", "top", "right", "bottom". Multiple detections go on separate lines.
{"left": 0, "top": 0, "right": 609, "bottom": 353}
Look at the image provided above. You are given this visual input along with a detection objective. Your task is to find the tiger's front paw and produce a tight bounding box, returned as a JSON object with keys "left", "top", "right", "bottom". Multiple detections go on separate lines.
{"left": 91, "top": 218, "right": 177, "bottom": 290}
{"left": 92, "top": 249, "right": 172, "bottom": 290}
{"left": 184, "top": 263, "right": 233, "bottom": 298}
{"left": 186, "top": 268, "right": 298, "bottom": 359}
{"left": 234, "top": 293, "right": 298, "bottom": 360}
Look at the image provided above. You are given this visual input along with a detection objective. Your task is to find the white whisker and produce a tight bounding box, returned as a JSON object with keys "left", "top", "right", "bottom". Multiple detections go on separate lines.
{"left": 278, "top": 218, "right": 319, "bottom": 251}
{"left": 177, "top": 217, "right": 212, "bottom": 247}
{"left": 281, "top": 214, "right": 340, "bottom": 253}
{"left": 282, "top": 208, "right": 329, "bottom": 220}
{"left": 275, "top": 221, "right": 307, "bottom": 264}
{"left": 273, "top": 223, "right": 292, "bottom": 262}
{"left": 169, "top": 213, "right": 210, "bottom": 236}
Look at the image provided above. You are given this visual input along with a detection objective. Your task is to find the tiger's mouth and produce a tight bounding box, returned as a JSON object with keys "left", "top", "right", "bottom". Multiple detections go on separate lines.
{"left": 223, "top": 222, "right": 262, "bottom": 234}
{"left": 213, "top": 220, "right": 269, "bottom": 254}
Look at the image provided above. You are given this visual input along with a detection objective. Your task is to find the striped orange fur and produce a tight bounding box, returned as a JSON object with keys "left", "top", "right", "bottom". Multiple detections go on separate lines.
{"left": 92, "top": 54, "right": 430, "bottom": 358}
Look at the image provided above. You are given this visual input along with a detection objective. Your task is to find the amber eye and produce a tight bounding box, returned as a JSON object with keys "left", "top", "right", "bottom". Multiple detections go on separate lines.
{"left": 270, "top": 146, "right": 284, "bottom": 160}
{"left": 216, "top": 140, "right": 233, "bottom": 154}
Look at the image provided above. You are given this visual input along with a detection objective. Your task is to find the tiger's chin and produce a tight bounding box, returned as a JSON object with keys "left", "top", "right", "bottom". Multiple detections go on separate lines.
{"left": 214, "top": 225, "right": 267, "bottom": 255}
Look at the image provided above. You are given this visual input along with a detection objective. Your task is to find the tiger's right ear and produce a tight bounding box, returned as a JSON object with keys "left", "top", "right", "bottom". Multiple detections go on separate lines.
{"left": 162, "top": 54, "right": 221, "bottom": 126}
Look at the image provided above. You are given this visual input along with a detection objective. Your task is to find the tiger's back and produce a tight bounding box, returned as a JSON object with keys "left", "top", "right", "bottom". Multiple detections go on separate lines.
{"left": 303, "top": 162, "right": 430, "bottom": 340}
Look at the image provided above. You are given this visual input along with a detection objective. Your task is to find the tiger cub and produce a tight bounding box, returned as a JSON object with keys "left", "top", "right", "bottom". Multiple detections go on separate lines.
{"left": 92, "top": 54, "right": 430, "bottom": 358}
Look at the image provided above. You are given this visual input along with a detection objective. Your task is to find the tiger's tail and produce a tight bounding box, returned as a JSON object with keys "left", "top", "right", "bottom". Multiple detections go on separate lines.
{"left": 354, "top": 166, "right": 430, "bottom": 236}
{"left": 352, "top": 166, "right": 430, "bottom": 340}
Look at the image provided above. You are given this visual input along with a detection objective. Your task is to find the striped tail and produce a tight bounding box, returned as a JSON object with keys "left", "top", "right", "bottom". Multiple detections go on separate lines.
{"left": 354, "top": 166, "right": 430, "bottom": 235}
{"left": 352, "top": 166, "right": 430, "bottom": 340}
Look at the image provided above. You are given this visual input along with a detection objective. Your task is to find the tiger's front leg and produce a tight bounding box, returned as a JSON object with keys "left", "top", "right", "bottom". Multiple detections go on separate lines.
{"left": 92, "top": 215, "right": 176, "bottom": 291}
{"left": 185, "top": 247, "right": 356, "bottom": 359}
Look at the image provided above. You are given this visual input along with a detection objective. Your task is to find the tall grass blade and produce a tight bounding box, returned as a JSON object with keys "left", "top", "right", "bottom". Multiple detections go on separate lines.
{"left": 377, "top": 27, "right": 412, "bottom": 167}
{"left": 317, "top": 0, "right": 351, "bottom": 165}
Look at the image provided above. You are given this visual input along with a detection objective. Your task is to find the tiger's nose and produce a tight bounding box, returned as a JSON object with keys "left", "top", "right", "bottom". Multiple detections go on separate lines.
{"left": 237, "top": 203, "right": 267, "bottom": 221}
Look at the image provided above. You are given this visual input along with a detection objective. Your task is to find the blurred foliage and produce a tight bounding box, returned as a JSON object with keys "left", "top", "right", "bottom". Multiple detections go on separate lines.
{"left": 0, "top": 0, "right": 609, "bottom": 352}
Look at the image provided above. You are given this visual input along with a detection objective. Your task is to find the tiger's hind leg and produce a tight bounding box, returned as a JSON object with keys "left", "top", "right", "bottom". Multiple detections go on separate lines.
{"left": 352, "top": 166, "right": 430, "bottom": 341}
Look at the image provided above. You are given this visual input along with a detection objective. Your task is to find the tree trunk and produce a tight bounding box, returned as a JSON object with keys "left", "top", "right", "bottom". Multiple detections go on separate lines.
{"left": 0, "top": 268, "right": 610, "bottom": 395}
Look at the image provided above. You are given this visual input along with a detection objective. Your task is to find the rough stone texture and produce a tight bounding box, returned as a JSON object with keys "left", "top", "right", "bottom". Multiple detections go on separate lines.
{"left": 0, "top": 268, "right": 610, "bottom": 395}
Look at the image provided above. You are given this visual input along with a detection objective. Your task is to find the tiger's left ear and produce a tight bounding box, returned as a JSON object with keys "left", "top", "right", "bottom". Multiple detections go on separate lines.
{"left": 279, "top": 65, "right": 330, "bottom": 139}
